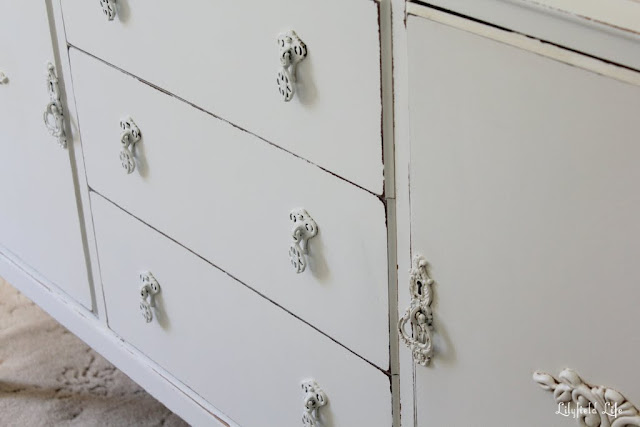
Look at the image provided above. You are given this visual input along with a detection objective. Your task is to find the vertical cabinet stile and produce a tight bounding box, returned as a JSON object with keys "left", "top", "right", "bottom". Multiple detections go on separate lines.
{"left": 0, "top": 0, "right": 91, "bottom": 309}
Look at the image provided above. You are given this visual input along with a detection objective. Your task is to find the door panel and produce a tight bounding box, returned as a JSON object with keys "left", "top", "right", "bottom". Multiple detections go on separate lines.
{"left": 0, "top": 1, "right": 90, "bottom": 308}
{"left": 408, "top": 14, "right": 640, "bottom": 426}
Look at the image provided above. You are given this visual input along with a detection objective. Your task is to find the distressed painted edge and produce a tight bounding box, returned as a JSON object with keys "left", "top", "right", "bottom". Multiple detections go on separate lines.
{"left": 407, "top": 2, "right": 640, "bottom": 87}
{"left": 49, "top": 0, "right": 105, "bottom": 319}
{"left": 518, "top": 0, "right": 640, "bottom": 36}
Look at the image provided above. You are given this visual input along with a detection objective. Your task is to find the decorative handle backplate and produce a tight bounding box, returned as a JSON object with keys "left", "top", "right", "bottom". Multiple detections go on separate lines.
{"left": 43, "top": 63, "right": 67, "bottom": 149}
{"left": 289, "top": 208, "right": 318, "bottom": 274}
{"left": 119, "top": 117, "right": 141, "bottom": 174}
{"left": 277, "top": 30, "right": 307, "bottom": 102}
{"left": 398, "top": 254, "right": 436, "bottom": 366}
{"left": 301, "top": 380, "right": 327, "bottom": 427}
{"left": 534, "top": 368, "right": 640, "bottom": 426}
{"left": 99, "top": 0, "right": 117, "bottom": 20}
{"left": 0, "top": 71, "right": 7, "bottom": 84}
{"left": 139, "top": 271, "right": 161, "bottom": 323}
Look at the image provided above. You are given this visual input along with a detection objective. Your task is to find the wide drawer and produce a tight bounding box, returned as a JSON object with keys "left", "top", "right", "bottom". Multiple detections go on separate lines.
{"left": 71, "top": 50, "right": 390, "bottom": 369}
{"left": 91, "top": 193, "right": 392, "bottom": 427}
{"left": 61, "top": 0, "right": 384, "bottom": 194}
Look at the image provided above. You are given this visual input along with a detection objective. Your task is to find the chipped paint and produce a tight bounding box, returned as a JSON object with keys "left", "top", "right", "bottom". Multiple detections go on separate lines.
{"left": 407, "top": 2, "right": 640, "bottom": 86}
{"left": 523, "top": 0, "right": 640, "bottom": 36}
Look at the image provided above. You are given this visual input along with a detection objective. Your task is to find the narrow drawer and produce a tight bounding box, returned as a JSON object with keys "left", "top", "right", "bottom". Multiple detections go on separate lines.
{"left": 71, "top": 50, "right": 390, "bottom": 369}
{"left": 91, "top": 193, "right": 392, "bottom": 427}
{"left": 61, "top": 0, "right": 384, "bottom": 194}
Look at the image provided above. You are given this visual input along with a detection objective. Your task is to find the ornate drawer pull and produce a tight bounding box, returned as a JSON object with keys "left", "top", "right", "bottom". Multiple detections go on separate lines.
{"left": 534, "top": 368, "right": 640, "bottom": 425}
{"left": 301, "top": 380, "right": 327, "bottom": 427}
{"left": 289, "top": 208, "right": 318, "bottom": 274}
{"left": 99, "top": 0, "right": 117, "bottom": 21}
{"left": 43, "top": 63, "right": 67, "bottom": 149}
{"left": 43, "top": 102, "right": 64, "bottom": 138}
{"left": 398, "top": 255, "right": 437, "bottom": 366}
{"left": 0, "top": 71, "right": 7, "bottom": 84}
{"left": 119, "top": 117, "right": 141, "bottom": 174}
{"left": 277, "top": 30, "right": 307, "bottom": 102}
{"left": 139, "top": 272, "right": 161, "bottom": 323}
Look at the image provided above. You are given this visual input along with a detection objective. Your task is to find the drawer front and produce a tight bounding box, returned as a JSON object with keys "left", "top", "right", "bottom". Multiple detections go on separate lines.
{"left": 71, "top": 50, "right": 390, "bottom": 369}
{"left": 91, "top": 193, "right": 392, "bottom": 427}
{"left": 61, "top": 0, "right": 383, "bottom": 195}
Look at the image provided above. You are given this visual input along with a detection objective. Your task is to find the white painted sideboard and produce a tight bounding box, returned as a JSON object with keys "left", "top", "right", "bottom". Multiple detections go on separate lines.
{"left": 1, "top": 1, "right": 639, "bottom": 426}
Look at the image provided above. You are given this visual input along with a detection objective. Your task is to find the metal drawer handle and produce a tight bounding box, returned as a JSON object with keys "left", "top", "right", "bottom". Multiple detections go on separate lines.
{"left": 139, "top": 272, "right": 161, "bottom": 323}
{"left": 99, "top": 0, "right": 117, "bottom": 21}
{"left": 43, "top": 102, "right": 64, "bottom": 138}
{"left": 277, "top": 30, "right": 307, "bottom": 102}
{"left": 119, "top": 117, "right": 141, "bottom": 174}
{"left": 301, "top": 380, "right": 327, "bottom": 427}
{"left": 289, "top": 208, "right": 318, "bottom": 274}
{"left": 0, "top": 71, "right": 7, "bottom": 84}
{"left": 398, "top": 255, "right": 437, "bottom": 366}
{"left": 43, "top": 63, "right": 67, "bottom": 149}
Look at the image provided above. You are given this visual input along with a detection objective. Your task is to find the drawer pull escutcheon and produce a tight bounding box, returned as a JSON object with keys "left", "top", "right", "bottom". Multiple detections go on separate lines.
{"left": 43, "top": 63, "right": 67, "bottom": 149}
{"left": 301, "top": 380, "right": 327, "bottom": 427}
{"left": 99, "top": 0, "right": 117, "bottom": 21}
{"left": 277, "top": 30, "right": 307, "bottom": 102}
{"left": 289, "top": 208, "right": 318, "bottom": 274}
{"left": 119, "top": 116, "right": 141, "bottom": 174}
{"left": 398, "top": 255, "right": 436, "bottom": 366}
{"left": 139, "top": 272, "right": 161, "bottom": 323}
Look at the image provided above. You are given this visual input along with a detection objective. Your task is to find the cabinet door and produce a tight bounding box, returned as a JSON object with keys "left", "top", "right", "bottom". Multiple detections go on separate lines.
{"left": 406, "top": 13, "right": 640, "bottom": 426}
{"left": 0, "top": 1, "right": 90, "bottom": 308}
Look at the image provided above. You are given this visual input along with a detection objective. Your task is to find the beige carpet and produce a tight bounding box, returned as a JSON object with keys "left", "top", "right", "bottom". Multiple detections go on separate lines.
{"left": 0, "top": 276, "right": 188, "bottom": 426}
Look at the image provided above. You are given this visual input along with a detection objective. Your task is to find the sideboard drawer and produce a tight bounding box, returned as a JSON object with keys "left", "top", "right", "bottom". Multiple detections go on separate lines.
{"left": 71, "top": 49, "right": 390, "bottom": 369}
{"left": 91, "top": 193, "right": 392, "bottom": 427}
{"left": 61, "top": 0, "right": 384, "bottom": 194}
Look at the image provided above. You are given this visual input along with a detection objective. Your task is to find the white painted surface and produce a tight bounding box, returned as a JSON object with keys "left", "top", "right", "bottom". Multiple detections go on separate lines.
{"left": 70, "top": 50, "right": 390, "bottom": 369}
{"left": 408, "top": 4, "right": 640, "bottom": 87}
{"left": 407, "top": 1, "right": 640, "bottom": 72}
{"left": 60, "top": 0, "right": 384, "bottom": 194}
{"left": 407, "top": 14, "right": 640, "bottom": 426}
{"left": 0, "top": 0, "right": 90, "bottom": 308}
{"left": 518, "top": 0, "right": 640, "bottom": 33}
{"left": 91, "top": 193, "right": 392, "bottom": 427}
{"left": 50, "top": 0, "right": 107, "bottom": 321}
{"left": 0, "top": 249, "right": 230, "bottom": 427}
{"left": 378, "top": 0, "right": 401, "bottom": 424}
{"left": 389, "top": 0, "right": 417, "bottom": 425}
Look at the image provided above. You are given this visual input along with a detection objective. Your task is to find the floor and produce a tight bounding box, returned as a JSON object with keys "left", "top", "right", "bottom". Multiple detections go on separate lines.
{"left": 0, "top": 276, "right": 188, "bottom": 426}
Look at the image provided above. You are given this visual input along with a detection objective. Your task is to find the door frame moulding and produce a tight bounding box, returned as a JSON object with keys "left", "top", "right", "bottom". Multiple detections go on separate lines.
{"left": 48, "top": 0, "right": 106, "bottom": 319}
{"left": 390, "top": 0, "right": 416, "bottom": 424}
{"left": 516, "top": 0, "right": 640, "bottom": 36}
{"left": 407, "top": 2, "right": 640, "bottom": 86}
{"left": 407, "top": 0, "right": 640, "bottom": 71}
